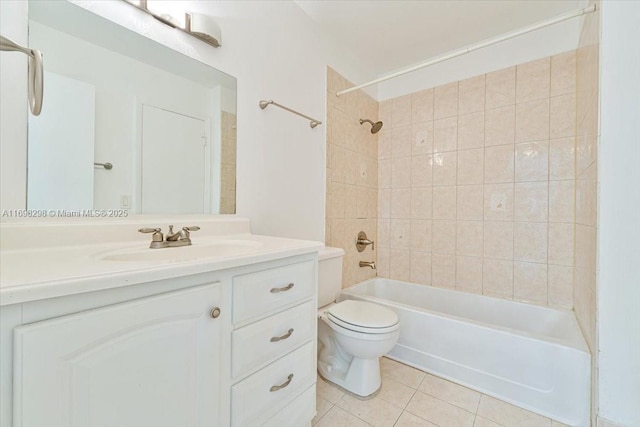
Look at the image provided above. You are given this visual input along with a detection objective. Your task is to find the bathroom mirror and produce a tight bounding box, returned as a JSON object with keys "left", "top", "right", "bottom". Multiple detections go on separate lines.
{"left": 27, "top": 1, "right": 237, "bottom": 214}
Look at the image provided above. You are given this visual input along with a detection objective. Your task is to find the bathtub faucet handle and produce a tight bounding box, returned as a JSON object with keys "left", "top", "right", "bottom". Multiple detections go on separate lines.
{"left": 359, "top": 239, "right": 374, "bottom": 250}
{"left": 356, "top": 231, "right": 375, "bottom": 252}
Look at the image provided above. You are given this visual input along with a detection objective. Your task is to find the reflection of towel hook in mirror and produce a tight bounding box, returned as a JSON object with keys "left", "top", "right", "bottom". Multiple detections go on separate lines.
{"left": 94, "top": 162, "right": 113, "bottom": 170}
{"left": 0, "top": 34, "right": 44, "bottom": 116}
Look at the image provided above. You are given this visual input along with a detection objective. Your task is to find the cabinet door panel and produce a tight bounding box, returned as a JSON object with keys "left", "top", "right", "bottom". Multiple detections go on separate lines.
{"left": 14, "top": 283, "right": 223, "bottom": 427}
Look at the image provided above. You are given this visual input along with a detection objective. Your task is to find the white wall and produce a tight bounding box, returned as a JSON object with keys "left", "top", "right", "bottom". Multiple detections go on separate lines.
{"left": 597, "top": 1, "right": 640, "bottom": 425}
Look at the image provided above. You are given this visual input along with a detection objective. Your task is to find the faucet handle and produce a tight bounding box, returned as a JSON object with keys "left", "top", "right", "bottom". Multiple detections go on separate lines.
{"left": 138, "top": 227, "right": 163, "bottom": 244}
{"left": 356, "top": 231, "right": 375, "bottom": 252}
{"left": 139, "top": 227, "right": 161, "bottom": 233}
{"left": 178, "top": 226, "right": 200, "bottom": 241}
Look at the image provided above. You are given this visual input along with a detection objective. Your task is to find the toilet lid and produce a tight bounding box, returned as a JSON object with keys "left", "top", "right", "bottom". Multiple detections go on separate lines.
{"left": 327, "top": 300, "right": 399, "bottom": 333}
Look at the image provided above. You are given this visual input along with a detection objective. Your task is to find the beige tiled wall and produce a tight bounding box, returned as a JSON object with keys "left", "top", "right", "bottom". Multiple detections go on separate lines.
{"left": 220, "top": 111, "right": 237, "bottom": 214}
{"left": 376, "top": 52, "right": 577, "bottom": 308}
{"left": 326, "top": 67, "right": 378, "bottom": 287}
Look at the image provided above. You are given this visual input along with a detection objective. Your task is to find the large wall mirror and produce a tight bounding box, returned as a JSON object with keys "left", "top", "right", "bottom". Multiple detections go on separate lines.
{"left": 27, "top": 1, "right": 237, "bottom": 214}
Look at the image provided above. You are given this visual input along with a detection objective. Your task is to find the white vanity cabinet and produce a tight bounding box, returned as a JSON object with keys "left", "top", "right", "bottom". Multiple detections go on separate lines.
{"left": 0, "top": 250, "right": 319, "bottom": 427}
{"left": 13, "top": 283, "right": 224, "bottom": 427}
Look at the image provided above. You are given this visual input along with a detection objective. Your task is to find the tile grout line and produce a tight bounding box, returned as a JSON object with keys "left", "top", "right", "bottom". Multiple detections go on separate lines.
{"left": 311, "top": 401, "right": 334, "bottom": 426}
{"left": 409, "top": 387, "right": 479, "bottom": 419}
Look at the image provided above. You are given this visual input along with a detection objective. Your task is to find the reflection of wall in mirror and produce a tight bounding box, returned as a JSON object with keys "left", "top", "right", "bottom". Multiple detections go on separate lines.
{"left": 220, "top": 111, "right": 236, "bottom": 214}
{"left": 27, "top": 71, "right": 95, "bottom": 210}
{"left": 28, "top": 20, "right": 233, "bottom": 213}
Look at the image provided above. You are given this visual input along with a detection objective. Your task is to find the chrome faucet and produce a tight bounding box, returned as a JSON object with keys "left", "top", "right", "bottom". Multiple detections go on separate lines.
{"left": 139, "top": 225, "right": 200, "bottom": 249}
{"left": 359, "top": 261, "right": 376, "bottom": 269}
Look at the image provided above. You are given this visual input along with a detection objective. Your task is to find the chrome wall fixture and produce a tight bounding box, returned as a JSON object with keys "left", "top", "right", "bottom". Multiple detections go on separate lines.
{"left": 0, "top": 35, "right": 44, "bottom": 116}
{"left": 123, "top": 0, "right": 222, "bottom": 48}
{"left": 259, "top": 100, "right": 322, "bottom": 129}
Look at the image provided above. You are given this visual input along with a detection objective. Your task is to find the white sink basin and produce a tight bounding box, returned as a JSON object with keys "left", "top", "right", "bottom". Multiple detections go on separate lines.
{"left": 96, "top": 240, "right": 264, "bottom": 263}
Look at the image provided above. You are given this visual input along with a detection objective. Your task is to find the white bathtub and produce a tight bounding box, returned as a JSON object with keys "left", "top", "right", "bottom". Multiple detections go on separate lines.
{"left": 339, "top": 278, "right": 591, "bottom": 427}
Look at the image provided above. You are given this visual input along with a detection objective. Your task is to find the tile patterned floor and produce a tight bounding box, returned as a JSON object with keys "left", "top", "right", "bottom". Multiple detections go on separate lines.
{"left": 313, "top": 357, "right": 570, "bottom": 427}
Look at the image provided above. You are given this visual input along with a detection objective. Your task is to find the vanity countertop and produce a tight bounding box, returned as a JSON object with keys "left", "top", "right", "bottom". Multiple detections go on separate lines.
{"left": 0, "top": 217, "right": 323, "bottom": 306}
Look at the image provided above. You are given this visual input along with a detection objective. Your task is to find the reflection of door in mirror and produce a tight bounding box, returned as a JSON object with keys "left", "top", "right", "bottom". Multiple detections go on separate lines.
{"left": 140, "top": 106, "right": 207, "bottom": 214}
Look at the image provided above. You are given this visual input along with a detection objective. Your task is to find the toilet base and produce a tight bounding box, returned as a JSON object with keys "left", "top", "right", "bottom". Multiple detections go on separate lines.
{"left": 317, "top": 352, "right": 382, "bottom": 397}
{"left": 317, "top": 369, "right": 381, "bottom": 400}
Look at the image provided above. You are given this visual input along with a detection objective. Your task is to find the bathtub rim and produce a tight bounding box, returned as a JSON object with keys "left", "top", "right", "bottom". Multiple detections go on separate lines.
{"left": 340, "top": 278, "right": 590, "bottom": 354}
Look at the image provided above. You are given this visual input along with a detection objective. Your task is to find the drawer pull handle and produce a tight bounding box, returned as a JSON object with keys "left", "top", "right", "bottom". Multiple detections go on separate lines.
{"left": 270, "top": 374, "right": 294, "bottom": 392}
{"left": 270, "top": 283, "right": 294, "bottom": 293}
{"left": 270, "top": 328, "right": 294, "bottom": 342}
{"left": 210, "top": 307, "right": 221, "bottom": 319}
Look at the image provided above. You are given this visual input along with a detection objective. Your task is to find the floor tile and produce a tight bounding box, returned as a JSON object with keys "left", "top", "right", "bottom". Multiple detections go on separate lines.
{"left": 474, "top": 416, "right": 504, "bottom": 427}
{"left": 316, "top": 374, "right": 345, "bottom": 404}
{"left": 476, "top": 395, "right": 552, "bottom": 427}
{"left": 378, "top": 377, "right": 417, "bottom": 409}
{"left": 394, "top": 411, "right": 439, "bottom": 426}
{"left": 406, "top": 391, "right": 476, "bottom": 427}
{"left": 337, "top": 394, "right": 403, "bottom": 427}
{"left": 380, "top": 357, "right": 426, "bottom": 389}
{"left": 419, "top": 373, "right": 481, "bottom": 413}
{"left": 312, "top": 395, "right": 333, "bottom": 425}
{"left": 315, "top": 405, "right": 370, "bottom": 427}
{"left": 316, "top": 367, "right": 570, "bottom": 427}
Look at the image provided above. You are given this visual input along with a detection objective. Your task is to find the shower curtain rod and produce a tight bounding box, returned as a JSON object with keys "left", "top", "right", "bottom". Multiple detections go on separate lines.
{"left": 336, "top": 4, "right": 597, "bottom": 97}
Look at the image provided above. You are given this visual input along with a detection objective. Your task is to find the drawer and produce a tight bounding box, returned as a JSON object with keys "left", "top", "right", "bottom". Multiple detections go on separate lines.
{"left": 233, "top": 260, "right": 315, "bottom": 324}
{"left": 232, "top": 300, "right": 315, "bottom": 378}
{"left": 231, "top": 341, "right": 315, "bottom": 427}
{"left": 261, "top": 384, "right": 316, "bottom": 427}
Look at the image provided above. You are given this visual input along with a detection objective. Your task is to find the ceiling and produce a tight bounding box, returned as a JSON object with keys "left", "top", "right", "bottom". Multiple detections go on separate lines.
{"left": 296, "top": 0, "right": 587, "bottom": 76}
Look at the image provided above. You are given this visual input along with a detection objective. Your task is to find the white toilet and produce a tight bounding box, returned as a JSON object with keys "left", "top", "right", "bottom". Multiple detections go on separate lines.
{"left": 317, "top": 247, "right": 400, "bottom": 397}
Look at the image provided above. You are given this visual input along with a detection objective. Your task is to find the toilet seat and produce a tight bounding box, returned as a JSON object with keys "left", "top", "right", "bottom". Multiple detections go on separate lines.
{"left": 327, "top": 300, "right": 399, "bottom": 334}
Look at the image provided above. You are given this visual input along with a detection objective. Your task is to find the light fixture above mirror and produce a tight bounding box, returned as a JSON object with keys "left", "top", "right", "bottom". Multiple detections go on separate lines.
{"left": 123, "top": 0, "right": 222, "bottom": 48}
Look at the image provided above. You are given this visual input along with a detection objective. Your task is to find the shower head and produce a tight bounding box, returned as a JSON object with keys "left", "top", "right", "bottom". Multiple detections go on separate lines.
{"left": 359, "top": 118, "right": 383, "bottom": 134}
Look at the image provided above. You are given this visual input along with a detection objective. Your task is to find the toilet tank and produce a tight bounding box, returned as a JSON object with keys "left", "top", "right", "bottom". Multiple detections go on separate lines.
{"left": 317, "top": 246, "right": 345, "bottom": 307}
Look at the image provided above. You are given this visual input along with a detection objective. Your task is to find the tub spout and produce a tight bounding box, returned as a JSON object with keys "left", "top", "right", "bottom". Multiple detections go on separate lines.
{"left": 359, "top": 261, "right": 376, "bottom": 269}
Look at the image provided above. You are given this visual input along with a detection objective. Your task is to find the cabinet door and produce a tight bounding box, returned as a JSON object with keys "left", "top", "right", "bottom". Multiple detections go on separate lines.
{"left": 13, "top": 283, "right": 223, "bottom": 427}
